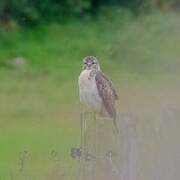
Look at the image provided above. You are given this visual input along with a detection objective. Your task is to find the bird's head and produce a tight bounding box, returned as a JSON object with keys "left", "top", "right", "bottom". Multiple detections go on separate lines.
{"left": 82, "top": 56, "right": 100, "bottom": 70}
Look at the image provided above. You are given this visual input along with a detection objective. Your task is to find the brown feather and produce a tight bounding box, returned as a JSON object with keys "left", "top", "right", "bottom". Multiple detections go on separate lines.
{"left": 95, "top": 71, "right": 118, "bottom": 119}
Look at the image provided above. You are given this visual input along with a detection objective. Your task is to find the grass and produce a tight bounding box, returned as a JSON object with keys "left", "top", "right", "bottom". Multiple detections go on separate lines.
{"left": 0, "top": 74, "right": 80, "bottom": 179}
{"left": 0, "top": 10, "right": 180, "bottom": 179}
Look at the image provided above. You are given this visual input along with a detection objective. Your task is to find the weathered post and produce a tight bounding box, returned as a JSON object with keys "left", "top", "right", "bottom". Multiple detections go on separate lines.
{"left": 72, "top": 112, "right": 121, "bottom": 180}
{"left": 72, "top": 112, "right": 138, "bottom": 180}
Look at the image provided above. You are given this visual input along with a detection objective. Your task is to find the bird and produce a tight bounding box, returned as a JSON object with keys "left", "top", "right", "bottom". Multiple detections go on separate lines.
{"left": 78, "top": 56, "right": 119, "bottom": 133}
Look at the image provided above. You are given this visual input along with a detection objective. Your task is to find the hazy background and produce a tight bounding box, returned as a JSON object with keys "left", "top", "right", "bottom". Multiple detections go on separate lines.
{"left": 0, "top": 0, "right": 180, "bottom": 179}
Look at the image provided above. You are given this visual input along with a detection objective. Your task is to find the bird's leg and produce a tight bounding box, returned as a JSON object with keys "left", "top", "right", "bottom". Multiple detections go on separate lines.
{"left": 80, "top": 116, "right": 84, "bottom": 180}
{"left": 84, "top": 112, "right": 88, "bottom": 159}
{"left": 93, "top": 111, "right": 96, "bottom": 121}
{"left": 112, "top": 118, "right": 119, "bottom": 135}
{"left": 80, "top": 106, "right": 86, "bottom": 156}
{"left": 80, "top": 113, "right": 83, "bottom": 150}
{"left": 93, "top": 111, "right": 98, "bottom": 157}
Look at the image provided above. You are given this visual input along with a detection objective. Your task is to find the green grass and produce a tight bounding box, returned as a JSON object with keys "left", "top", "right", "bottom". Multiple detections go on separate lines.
{"left": 0, "top": 74, "right": 80, "bottom": 179}
{"left": 1, "top": 11, "right": 180, "bottom": 80}
{"left": 0, "top": 10, "right": 180, "bottom": 179}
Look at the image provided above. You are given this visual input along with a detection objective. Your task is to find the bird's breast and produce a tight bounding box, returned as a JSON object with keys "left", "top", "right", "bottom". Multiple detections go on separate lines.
{"left": 78, "top": 70, "right": 102, "bottom": 110}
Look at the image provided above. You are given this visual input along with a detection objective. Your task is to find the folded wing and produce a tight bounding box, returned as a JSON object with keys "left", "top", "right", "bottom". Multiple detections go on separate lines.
{"left": 95, "top": 71, "right": 118, "bottom": 119}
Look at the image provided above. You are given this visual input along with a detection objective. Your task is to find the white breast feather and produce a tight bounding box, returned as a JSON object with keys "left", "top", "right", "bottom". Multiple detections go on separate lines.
{"left": 78, "top": 70, "right": 102, "bottom": 111}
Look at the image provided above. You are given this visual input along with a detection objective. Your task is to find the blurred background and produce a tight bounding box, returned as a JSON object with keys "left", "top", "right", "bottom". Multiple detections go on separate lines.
{"left": 0, "top": 0, "right": 180, "bottom": 179}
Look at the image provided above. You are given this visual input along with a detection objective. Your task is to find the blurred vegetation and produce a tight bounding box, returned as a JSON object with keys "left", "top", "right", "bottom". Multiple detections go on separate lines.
{"left": 0, "top": 0, "right": 180, "bottom": 26}
{"left": 0, "top": 11, "right": 180, "bottom": 178}
{"left": 0, "top": 1, "right": 180, "bottom": 179}
{"left": 0, "top": 9, "right": 180, "bottom": 80}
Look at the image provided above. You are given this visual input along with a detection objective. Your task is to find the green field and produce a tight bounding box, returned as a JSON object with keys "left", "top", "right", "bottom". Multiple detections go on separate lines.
{"left": 0, "top": 11, "right": 180, "bottom": 179}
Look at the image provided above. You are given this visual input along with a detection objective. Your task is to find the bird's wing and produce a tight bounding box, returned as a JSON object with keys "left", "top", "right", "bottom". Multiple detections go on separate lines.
{"left": 95, "top": 71, "right": 118, "bottom": 119}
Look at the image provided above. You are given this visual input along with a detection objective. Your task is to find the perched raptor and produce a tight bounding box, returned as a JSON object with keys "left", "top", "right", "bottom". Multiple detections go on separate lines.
{"left": 78, "top": 56, "right": 119, "bottom": 133}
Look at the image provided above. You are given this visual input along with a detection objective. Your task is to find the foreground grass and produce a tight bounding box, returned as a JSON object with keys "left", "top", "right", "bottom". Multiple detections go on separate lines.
{"left": 0, "top": 10, "right": 180, "bottom": 179}
{"left": 0, "top": 71, "right": 80, "bottom": 179}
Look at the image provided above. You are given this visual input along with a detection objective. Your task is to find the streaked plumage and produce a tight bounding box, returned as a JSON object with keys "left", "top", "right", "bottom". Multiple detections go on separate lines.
{"left": 78, "top": 56, "right": 119, "bottom": 133}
